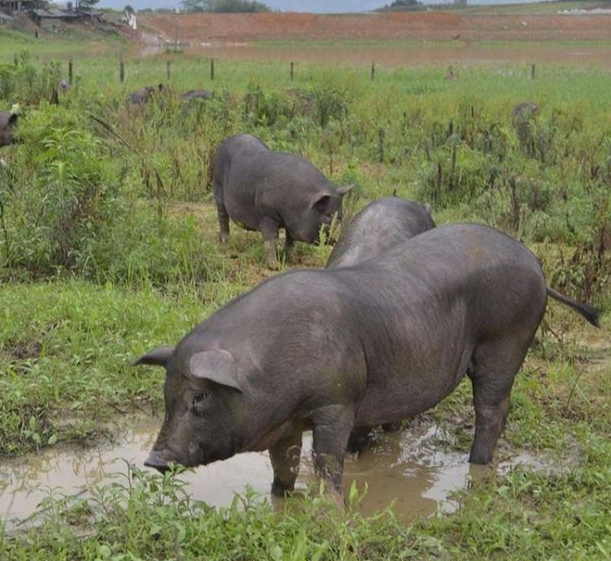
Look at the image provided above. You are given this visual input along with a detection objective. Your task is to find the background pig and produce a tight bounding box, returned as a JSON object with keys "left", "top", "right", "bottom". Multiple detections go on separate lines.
{"left": 181, "top": 89, "right": 213, "bottom": 101}
{"left": 512, "top": 101, "right": 539, "bottom": 154}
{"left": 326, "top": 196, "right": 435, "bottom": 269}
{"left": 135, "top": 224, "right": 600, "bottom": 501}
{"left": 0, "top": 112, "right": 18, "bottom": 147}
{"left": 128, "top": 84, "right": 163, "bottom": 105}
{"left": 211, "top": 133, "right": 352, "bottom": 267}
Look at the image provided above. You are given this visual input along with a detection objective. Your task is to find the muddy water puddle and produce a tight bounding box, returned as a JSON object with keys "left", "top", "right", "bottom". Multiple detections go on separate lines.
{"left": 0, "top": 416, "right": 551, "bottom": 527}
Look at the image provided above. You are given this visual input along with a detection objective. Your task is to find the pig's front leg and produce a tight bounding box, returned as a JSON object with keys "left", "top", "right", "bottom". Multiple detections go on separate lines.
{"left": 260, "top": 217, "right": 281, "bottom": 269}
{"left": 270, "top": 431, "right": 303, "bottom": 497}
{"left": 310, "top": 405, "right": 355, "bottom": 507}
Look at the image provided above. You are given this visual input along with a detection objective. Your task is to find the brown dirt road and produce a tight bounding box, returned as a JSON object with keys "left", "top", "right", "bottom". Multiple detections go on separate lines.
{"left": 139, "top": 12, "right": 611, "bottom": 44}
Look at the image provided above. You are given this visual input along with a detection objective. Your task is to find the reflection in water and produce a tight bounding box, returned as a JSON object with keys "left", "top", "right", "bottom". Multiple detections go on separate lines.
{"left": 0, "top": 417, "right": 549, "bottom": 526}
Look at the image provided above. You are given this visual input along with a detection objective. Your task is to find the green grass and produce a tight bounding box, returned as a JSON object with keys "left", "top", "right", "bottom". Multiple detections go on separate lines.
{"left": 0, "top": 28, "right": 126, "bottom": 60}
{"left": 0, "top": 28, "right": 611, "bottom": 560}
{"left": 464, "top": 0, "right": 605, "bottom": 14}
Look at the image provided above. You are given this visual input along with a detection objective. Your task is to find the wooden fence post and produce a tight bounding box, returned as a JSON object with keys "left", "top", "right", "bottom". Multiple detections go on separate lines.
{"left": 166, "top": 60, "right": 171, "bottom": 81}
{"left": 290, "top": 61, "right": 294, "bottom": 81}
{"left": 531, "top": 64, "right": 536, "bottom": 79}
{"left": 68, "top": 58, "right": 73, "bottom": 85}
{"left": 120, "top": 59, "right": 125, "bottom": 83}
{"left": 371, "top": 62, "right": 375, "bottom": 80}
{"left": 210, "top": 58, "right": 215, "bottom": 80}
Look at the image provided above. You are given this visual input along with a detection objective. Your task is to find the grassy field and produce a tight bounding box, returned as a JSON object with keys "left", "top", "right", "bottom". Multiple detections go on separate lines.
{"left": 0, "top": 26, "right": 610, "bottom": 559}
{"left": 463, "top": 0, "right": 605, "bottom": 14}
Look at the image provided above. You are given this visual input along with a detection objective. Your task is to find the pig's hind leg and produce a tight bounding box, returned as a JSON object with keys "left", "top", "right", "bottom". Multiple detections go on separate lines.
{"left": 260, "top": 217, "right": 281, "bottom": 269}
{"left": 467, "top": 330, "right": 535, "bottom": 465}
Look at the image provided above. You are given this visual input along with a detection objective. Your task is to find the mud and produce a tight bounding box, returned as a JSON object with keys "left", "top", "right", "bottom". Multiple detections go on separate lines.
{"left": 0, "top": 417, "right": 554, "bottom": 528}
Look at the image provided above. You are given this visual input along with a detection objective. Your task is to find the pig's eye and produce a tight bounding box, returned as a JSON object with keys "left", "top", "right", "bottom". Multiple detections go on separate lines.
{"left": 193, "top": 392, "right": 210, "bottom": 407}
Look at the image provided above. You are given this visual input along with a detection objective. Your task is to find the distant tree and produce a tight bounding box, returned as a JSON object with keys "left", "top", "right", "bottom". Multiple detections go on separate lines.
{"left": 180, "top": 0, "right": 271, "bottom": 12}
{"left": 376, "top": 0, "right": 423, "bottom": 12}
{"left": 76, "top": 0, "right": 99, "bottom": 8}
{"left": 124, "top": 4, "right": 134, "bottom": 11}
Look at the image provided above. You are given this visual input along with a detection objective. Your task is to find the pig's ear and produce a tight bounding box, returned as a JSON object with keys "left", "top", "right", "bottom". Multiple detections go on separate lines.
{"left": 312, "top": 193, "right": 331, "bottom": 211}
{"left": 336, "top": 184, "right": 354, "bottom": 197}
{"left": 9, "top": 114, "right": 18, "bottom": 127}
{"left": 133, "top": 346, "right": 175, "bottom": 367}
{"left": 189, "top": 349, "right": 243, "bottom": 392}
{"left": 422, "top": 202, "right": 432, "bottom": 215}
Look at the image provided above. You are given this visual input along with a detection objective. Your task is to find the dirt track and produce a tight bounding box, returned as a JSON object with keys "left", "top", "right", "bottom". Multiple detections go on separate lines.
{"left": 140, "top": 12, "right": 611, "bottom": 44}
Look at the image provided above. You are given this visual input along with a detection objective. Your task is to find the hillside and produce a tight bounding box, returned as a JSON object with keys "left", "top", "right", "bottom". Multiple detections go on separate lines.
{"left": 139, "top": 11, "right": 611, "bottom": 43}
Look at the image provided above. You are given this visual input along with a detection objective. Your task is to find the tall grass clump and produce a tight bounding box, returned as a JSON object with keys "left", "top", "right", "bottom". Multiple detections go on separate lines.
{"left": 0, "top": 53, "right": 62, "bottom": 106}
{"left": 0, "top": 104, "right": 212, "bottom": 285}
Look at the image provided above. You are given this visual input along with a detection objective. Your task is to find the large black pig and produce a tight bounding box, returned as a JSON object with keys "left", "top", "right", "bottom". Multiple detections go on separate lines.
{"left": 135, "top": 224, "right": 600, "bottom": 502}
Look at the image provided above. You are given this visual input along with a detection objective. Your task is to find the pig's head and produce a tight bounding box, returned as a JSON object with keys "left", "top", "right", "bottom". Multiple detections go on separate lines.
{"left": 0, "top": 113, "right": 18, "bottom": 148}
{"left": 134, "top": 345, "right": 248, "bottom": 473}
{"left": 296, "top": 184, "right": 353, "bottom": 244}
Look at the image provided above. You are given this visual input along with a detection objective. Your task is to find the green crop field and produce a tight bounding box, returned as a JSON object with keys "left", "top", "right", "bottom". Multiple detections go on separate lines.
{"left": 0, "top": 26, "right": 610, "bottom": 560}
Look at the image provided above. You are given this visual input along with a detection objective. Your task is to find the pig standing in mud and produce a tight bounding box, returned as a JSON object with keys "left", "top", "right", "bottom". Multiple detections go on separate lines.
{"left": 0, "top": 112, "right": 18, "bottom": 147}
{"left": 135, "top": 223, "right": 600, "bottom": 502}
{"left": 211, "top": 133, "right": 352, "bottom": 268}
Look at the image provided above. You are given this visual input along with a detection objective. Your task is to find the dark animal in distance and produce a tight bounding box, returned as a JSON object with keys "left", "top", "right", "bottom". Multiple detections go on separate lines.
{"left": 135, "top": 224, "right": 600, "bottom": 502}
{"left": 181, "top": 89, "right": 213, "bottom": 101}
{"left": 512, "top": 101, "right": 539, "bottom": 154}
{"left": 128, "top": 84, "right": 164, "bottom": 105}
{"left": 0, "top": 112, "right": 18, "bottom": 148}
{"left": 211, "top": 133, "right": 352, "bottom": 268}
{"left": 512, "top": 101, "right": 539, "bottom": 121}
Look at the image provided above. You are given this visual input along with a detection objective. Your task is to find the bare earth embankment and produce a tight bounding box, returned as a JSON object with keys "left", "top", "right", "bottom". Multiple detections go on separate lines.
{"left": 139, "top": 12, "right": 611, "bottom": 44}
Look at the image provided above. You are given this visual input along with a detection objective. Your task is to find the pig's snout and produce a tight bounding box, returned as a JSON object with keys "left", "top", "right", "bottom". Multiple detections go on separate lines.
{"left": 144, "top": 450, "right": 171, "bottom": 473}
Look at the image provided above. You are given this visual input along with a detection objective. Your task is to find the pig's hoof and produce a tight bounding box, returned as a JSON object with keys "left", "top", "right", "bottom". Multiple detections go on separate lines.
{"left": 219, "top": 233, "right": 229, "bottom": 244}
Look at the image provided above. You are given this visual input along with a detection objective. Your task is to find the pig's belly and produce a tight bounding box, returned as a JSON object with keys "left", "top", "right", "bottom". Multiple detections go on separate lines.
{"left": 225, "top": 200, "right": 259, "bottom": 231}
{"left": 354, "top": 368, "right": 468, "bottom": 427}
